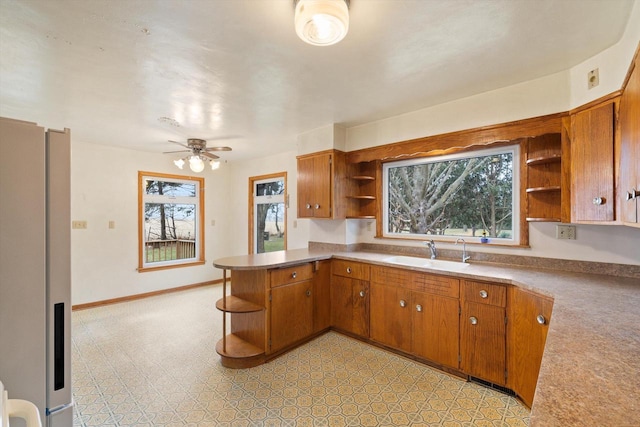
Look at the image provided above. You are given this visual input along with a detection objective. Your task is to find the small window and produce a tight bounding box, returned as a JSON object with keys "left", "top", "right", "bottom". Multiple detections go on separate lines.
{"left": 249, "top": 173, "right": 287, "bottom": 254}
{"left": 138, "top": 172, "right": 205, "bottom": 271}
{"left": 383, "top": 145, "right": 519, "bottom": 244}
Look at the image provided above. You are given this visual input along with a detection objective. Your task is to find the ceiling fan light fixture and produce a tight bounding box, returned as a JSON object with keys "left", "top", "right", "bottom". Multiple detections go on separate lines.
{"left": 295, "top": 0, "right": 349, "bottom": 46}
{"left": 189, "top": 155, "right": 205, "bottom": 173}
{"left": 173, "top": 158, "right": 186, "bottom": 169}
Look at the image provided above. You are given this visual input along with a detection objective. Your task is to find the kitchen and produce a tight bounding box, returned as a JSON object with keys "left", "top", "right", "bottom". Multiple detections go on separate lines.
{"left": 1, "top": 1, "right": 639, "bottom": 426}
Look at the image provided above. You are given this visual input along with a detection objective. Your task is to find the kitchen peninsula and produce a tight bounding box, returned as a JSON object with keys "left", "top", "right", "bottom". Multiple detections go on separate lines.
{"left": 213, "top": 247, "right": 640, "bottom": 427}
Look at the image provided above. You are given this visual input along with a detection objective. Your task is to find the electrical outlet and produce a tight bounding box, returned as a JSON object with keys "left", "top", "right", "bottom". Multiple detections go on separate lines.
{"left": 588, "top": 68, "right": 599, "bottom": 89}
{"left": 556, "top": 224, "right": 576, "bottom": 240}
{"left": 72, "top": 220, "right": 87, "bottom": 229}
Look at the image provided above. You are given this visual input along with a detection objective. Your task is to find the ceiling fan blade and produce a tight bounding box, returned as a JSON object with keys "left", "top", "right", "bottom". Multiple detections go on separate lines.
{"left": 168, "top": 139, "right": 191, "bottom": 149}
{"left": 201, "top": 152, "right": 219, "bottom": 160}
{"left": 163, "top": 149, "right": 191, "bottom": 154}
{"left": 205, "top": 146, "right": 232, "bottom": 152}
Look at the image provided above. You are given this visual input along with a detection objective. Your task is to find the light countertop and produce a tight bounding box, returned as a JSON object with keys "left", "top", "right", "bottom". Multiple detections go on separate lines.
{"left": 213, "top": 248, "right": 640, "bottom": 426}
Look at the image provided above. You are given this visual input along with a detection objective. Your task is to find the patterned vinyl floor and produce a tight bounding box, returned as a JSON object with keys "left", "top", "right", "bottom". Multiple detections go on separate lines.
{"left": 72, "top": 285, "right": 529, "bottom": 426}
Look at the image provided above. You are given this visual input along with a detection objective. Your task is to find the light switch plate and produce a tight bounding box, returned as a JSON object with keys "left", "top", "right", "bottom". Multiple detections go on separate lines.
{"left": 72, "top": 220, "right": 87, "bottom": 229}
{"left": 556, "top": 224, "right": 576, "bottom": 240}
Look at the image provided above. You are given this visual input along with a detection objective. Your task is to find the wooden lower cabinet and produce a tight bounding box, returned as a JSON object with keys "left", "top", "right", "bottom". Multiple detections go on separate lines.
{"left": 370, "top": 282, "right": 412, "bottom": 352}
{"left": 270, "top": 279, "right": 313, "bottom": 353}
{"left": 508, "top": 287, "right": 553, "bottom": 408}
{"left": 460, "top": 279, "right": 507, "bottom": 386}
{"left": 313, "top": 260, "right": 332, "bottom": 333}
{"left": 412, "top": 292, "right": 459, "bottom": 369}
{"left": 331, "top": 274, "right": 370, "bottom": 337}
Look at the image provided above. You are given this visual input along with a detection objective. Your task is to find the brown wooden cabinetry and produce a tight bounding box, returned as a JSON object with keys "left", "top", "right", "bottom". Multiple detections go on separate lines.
{"left": 297, "top": 150, "right": 346, "bottom": 219}
{"left": 525, "top": 133, "right": 563, "bottom": 222}
{"left": 508, "top": 287, "right": 553, "bottom": 408}
{"left": 460, "top": 280, "right": 507, "bottom": 386}
{"left": 313, "top": 260, "right": 332, "bottom": 333}
{"left": 570, "top": 101, "right": 616, "bottom": 222}
{"left": 346, "top": 160, "right": 379, "bottom": 219}
{"left": 369, "top": 266, "right": 460, "bottom": 370}
{"left": 619, "top": 54, "right": 640, "bottom": 225}
{"left": 330, "top": 260, "right": 370, "bottom": 337}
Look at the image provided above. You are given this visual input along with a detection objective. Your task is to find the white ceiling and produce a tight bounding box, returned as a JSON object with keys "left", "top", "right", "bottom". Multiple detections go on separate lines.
{"left": 0, "top": 0, "right": 634, "bottom": 161}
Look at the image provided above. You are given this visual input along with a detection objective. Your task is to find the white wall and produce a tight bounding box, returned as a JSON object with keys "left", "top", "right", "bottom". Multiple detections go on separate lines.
{"left": 71, "top": 141, "right": 232, "bottom": 305}
{"left": 225, "top": 150, "right": 309, "bottom": 257}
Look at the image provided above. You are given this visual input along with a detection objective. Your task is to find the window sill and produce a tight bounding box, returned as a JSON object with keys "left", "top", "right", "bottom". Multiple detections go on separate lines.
{"left": 375, "top": 235, "right": 529, "bottom": 248}
{"left": 138, "top": 260, "right": 205, "bottom": 273}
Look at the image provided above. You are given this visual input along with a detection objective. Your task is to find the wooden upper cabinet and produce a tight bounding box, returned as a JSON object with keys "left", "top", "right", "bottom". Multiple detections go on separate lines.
{"left": 619, "top": 55, "right": 640, "bottom": 225}
{"left": 297, "top": 150, "right": 346, "bottom": 219}
{"left": 570, "top": 101, "right": 616, "bottom": 222}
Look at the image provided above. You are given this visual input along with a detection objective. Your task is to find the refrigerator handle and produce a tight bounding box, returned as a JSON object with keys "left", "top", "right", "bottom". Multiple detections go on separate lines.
{"left": 53, "top": 303, "right": 64, "bottom": 390}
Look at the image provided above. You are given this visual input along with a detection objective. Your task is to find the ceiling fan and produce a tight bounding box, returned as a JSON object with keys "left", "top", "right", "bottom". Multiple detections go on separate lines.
{"left": 164, "top": 138, "right": 233, "bottom": 172}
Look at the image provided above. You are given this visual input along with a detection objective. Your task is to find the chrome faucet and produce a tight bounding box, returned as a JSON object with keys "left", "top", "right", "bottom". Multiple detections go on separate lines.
{"left": 424, "top": 240, "right": 437, "bottom": 259}
{"left": 456, "top": 238, "right": 471, "bottom": 263}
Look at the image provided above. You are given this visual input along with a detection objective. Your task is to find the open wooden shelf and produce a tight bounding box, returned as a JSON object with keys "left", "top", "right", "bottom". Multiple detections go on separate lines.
{"left": 346, "top": 195, "right": 376, "bottom": 200}
{"left": 526, "top": 186, "right": 561, "bottom": 193}
{"left": 526, "top": 217, "right": 561, "bottom": 222}
{"left": 216, "top": 333, "right": 265, "bottom": 368}
{"left": 347, "top": 215, "right": 376, "bottom": 219}
{"left": 216, "top": 296, "right": 264, "bottom": 313}
{"left": 526, "top": 155, "right": 561, "bottom": 166}
{"left": 351, "top": 175, "right": 375, "bottom": 181}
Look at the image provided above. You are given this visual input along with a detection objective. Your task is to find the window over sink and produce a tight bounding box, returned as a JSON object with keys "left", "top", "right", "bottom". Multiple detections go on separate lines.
{"left": 382, "top": 145, "right": 520, "bottom": 244}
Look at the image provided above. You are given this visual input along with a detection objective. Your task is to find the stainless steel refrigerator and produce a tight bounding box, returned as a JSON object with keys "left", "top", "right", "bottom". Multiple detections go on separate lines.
{"left": 0, "top": 117, "right": 72, "bottom": 427}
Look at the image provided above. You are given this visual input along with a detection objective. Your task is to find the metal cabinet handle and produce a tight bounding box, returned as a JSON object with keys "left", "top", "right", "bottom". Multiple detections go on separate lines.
{"left": 359, "top": 290, "right": 365, "bottom": 297}
{"left": 399, "top": 299, "right": 406, "bottom": 308}
{"left": 306, "top": 203, "right": 311, "bottom": 209}
{"left": 536, "top": 314, "right": 546, "bottom": 325}
{"left": 292, "top": 272, "right": 297, "bottom": 279}
{"left": 626, "top": 189, "right": 640, "bottom": 201}
{"left": 470, "top": 316, "right": 478, "bottom": 325}
{"left": 346, "top": 267, "right": 352, "bottom": 274}
{"left": 592, "top": 197, "right": 605, "bottom": 205}
{"left": 306, "top": 289, "right": 311, "bottom": 297}
{"left": 479, "top": 290, "right": 488, "bottom": 299}
{"left": 416, "top": 304, "right": 422, "bottom": 312}
{"left": 315, "top": 204, "right": 320, "bottom": 209}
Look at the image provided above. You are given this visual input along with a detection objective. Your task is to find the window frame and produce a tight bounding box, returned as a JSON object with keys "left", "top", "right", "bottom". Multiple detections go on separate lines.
{"left": 138, "top": 171, "right": 205, "bottom": 272}
{"left": 381, "top": 144, "right": 521, "bottom": 245}
{"left": 248, "top": 172, "right": 287, "bottom": 254}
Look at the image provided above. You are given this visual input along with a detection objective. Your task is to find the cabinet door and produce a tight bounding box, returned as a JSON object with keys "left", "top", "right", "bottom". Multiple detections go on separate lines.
{"left": 270, "top": 280, "right": 313, "bottom": 353}
{"left": 619, "top": 57, "right": 640, "bottom": 224}
{"left": 412, "top": 292, "right": 459, "bottom": 369}
{"left": 460, "top": 302, "right": 506, "bottom": 385}
{"left": 297, "top": 156, "right": 315, "bottom": 218}
{"left": 571, "top": 102, "right": 615, "bottom": 221}
{"left": 331, "top": 275, "right": 369, "bottom": 337}
{"left": 508, "top": 288, "right": 553, "bottom": 408}
{"left": 370, "top": 282, "right": 411, "bottom": 352}
{"left": 312, "top": 153, "right": 332, "bottom": 218}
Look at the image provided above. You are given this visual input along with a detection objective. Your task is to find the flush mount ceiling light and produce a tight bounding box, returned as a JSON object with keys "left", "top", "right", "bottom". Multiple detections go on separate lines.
{"left": 164, "top": 138, "right": 231, "bottom": 172}
{"left": 294, "top": 0, "right": 349, "bottom": 46}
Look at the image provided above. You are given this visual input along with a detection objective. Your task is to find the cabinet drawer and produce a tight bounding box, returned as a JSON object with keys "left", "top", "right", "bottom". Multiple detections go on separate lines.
{"left": 462, "top": 280, "right": 506, "bottom": 307}
{"left": 270, "top": 263, "right": 313, "bottom": 287}
{"left": 412, "top": 273, "right": 459, "bottom": 298}
{"left": 370, "top": 265, "right": 413, "bottom": 287}
{"left": 332, "top": 260, "right": 370, "bottom": 281}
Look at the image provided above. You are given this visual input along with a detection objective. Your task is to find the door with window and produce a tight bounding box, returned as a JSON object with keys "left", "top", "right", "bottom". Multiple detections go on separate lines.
{"left": 250, "top": 173, "right": 286, "bottom": 254}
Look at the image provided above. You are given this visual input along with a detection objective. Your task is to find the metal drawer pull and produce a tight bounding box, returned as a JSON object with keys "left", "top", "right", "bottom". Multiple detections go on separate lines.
{"left": 306, "top": 203, "right": 311, "bottom": 209}
{"left": 416, "top": 304, "right": 422, "bottom": 312}
{"left": 536, "top": 314, "right": 546, "bottom": 325}
{"left": 315, "top": 204, "right": 320, "bottom": 209}
{"left": 346, "top": 267, "right": 352, "bottom": 274}
{"left": 592, "top": 196, "right": 605, "bottom": 205}
{"left": 399, "top": 299, "right": 406, "bottom": 308}
{"left": 479, "top": 290, "right": 488, "bottom": 299}
{"left": 359, "top": 290, "right": 365, "bottom": 297}
{"left": 306, "top": 290, "right": 311, "bottom": 297}
{"left": 292, "top": 272, "right": 297, "bottom": 279}
{"left": 626, "top": 189, "right": 640, "bottom": 201}
{"left": 470, "top": 316, "right": 478, "bottom": 325}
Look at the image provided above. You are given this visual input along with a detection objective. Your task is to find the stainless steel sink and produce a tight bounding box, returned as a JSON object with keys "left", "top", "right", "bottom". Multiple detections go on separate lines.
{"left": 383, "top": 256, "right": 470, "bottom": 271}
